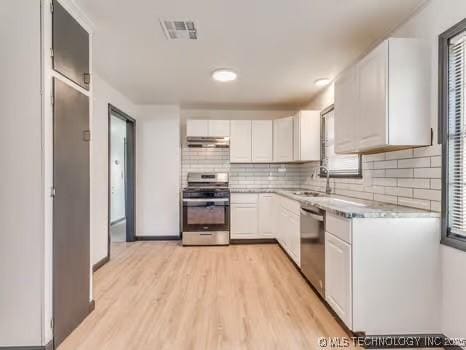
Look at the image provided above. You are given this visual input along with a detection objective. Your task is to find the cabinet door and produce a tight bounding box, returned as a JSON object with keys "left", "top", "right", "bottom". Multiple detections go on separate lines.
{"left": 335, "top": 66, "right": 358, "bottom": 153}
{"left": 325, "top": 232, "right": 353, "bottom": 329}
{"left": 273, "top": 117, "right": 293, "bottom": 162}
{"left": 358, "top": 40, "right": 388, "bottom": 150}
{"left": 258, "top": 194, "right": 274, "bottom": 237}
{"left": 231, "top": 204, "right": 258, "bottom": 237}
{"left": 252, "top": 120, "right": 273, "bottom": 162}
{"left": 277, "top": 206, "right": 288, "bottom": 248}
{"left": 287, "top": 212, "right": 301, "bottom": 266}
{"left": 209, "top": 120, "right": 230, "bottom": 137}
{"left": 52, "top": 0, "right": 90, "bottom": 90}
{"left": 230, "top": 120, "right": 252, "bottom": 163}
{"left": 294, "top": 111, "right": 320, "bottom": 161}
{"left": 187, "top": 120, "right": 209, "bottom": 137}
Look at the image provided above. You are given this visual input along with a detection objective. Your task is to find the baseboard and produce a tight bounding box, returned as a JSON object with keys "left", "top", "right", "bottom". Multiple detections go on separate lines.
{"left": 135, "top": 235, "right": 181, "bottom": 241}
{"left": 89, "top": 299, "right": 95, "bottom": 313}
{"left": 230, "top": 238, "right": 277, "bottom": 244}
{"left": 0, "top": 340, "right": 53, "bottom": 350}
{"left": 92, "top": 255, "right": 109, "bottom": 272}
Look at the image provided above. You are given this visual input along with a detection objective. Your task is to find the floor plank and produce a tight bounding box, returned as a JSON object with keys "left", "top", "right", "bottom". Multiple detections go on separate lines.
{"left": 58, "top": 242, "right": 357, "bottom": 350}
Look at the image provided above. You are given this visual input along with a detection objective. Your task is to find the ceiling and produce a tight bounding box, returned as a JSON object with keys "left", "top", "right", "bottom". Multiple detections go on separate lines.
{"left": 76, "top": 0, "right": 426, "bottom": 109}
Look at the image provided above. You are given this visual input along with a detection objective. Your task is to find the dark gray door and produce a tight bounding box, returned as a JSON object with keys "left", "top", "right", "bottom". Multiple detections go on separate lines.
{"left": 52, "top": 0, "right": 90, "bottom": 90}
{"left": 53, "top": 78, "right": 90, "bottom": 347}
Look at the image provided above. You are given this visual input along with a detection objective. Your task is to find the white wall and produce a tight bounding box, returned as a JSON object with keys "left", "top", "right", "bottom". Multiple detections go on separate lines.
{"left": 303, "top": 83, "right": 334, "bottom": 110}
{"left": 136, "top": 105, "right": 181, "bottom": 237}
{"left": 91, "top": 74, "right": 139, "bottom": 264}
{"left": 0, "top": 0, "right": 43, "bottom": 346}
{"left": 392, "top": 0, "right": 466, "bottom": 339}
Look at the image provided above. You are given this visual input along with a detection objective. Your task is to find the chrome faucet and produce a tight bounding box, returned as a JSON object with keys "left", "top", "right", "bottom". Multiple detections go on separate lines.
{"left": 319, "top": 166, "right": 332, "bottom": 195}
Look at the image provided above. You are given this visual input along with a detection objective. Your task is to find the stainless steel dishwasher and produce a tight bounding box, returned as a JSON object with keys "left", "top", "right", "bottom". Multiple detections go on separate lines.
{"left": 300, "top": 204, "right": 326, "bottom": 298}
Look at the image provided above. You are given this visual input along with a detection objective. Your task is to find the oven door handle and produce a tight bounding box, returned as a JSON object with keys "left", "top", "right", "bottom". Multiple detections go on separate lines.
{"left": 301, "top": 208, "right": 324, "bottom": 221}
{"left": 182, "top": 198, "right": 229, "bottom": 203}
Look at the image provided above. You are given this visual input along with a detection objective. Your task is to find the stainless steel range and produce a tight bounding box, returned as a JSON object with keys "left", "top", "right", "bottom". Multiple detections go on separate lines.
{"left": 182, "top": 172, "right": 230, "bottom": 246}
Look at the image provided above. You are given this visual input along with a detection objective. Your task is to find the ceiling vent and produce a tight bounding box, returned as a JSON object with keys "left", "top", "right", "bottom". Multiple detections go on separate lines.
{"left": 160, "top": 20, "right": 198, "bottom": 40}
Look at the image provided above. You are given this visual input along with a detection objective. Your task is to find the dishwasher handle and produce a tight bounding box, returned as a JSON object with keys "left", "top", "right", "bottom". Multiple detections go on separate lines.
{"left": 301, "top": 208, "right": 324, "bottom": 222}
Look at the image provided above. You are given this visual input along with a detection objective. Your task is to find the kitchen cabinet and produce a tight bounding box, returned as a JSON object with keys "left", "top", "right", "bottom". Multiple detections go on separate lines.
{"left": 324, "top": 213, "right": 440, "bottom": 335}
{"left": 276, "top": 196, "right": 301, "bottom": 266}
{"left": 230, "top": 120, "right": 252, "bottom": 163}
{"left": 52, "top": 0, "right": 90, "bottom": 90}
{"left": 334, "top": 38, "right": 431, "bottom": 154}
{"left": 334, "top": 66, "right": 358, "bottom": 153}
{"left": 186, "top": 120, "right": 230, "bottom": 137}
{"left": 208, "top": 120, "right": 230, "bottom": 137}
{"left": 186, "top": 120, "right": 209, "bottom": 137}
{"left": 252, "top": 120, "right": 273, "bottom": 162}
{"left": 293, "top": 111, "right": 320, "bottom": 162}
{"left": 358, "top": 40, "right": 388, "bottom": 150}
{"left": 258, "top": 194, "right": 274, "bottom": 237}
{"left": 273, "top": 117, "right": 294, "bottom": 162}
{"left": 231, "top": 204, "right": 258, "bottom": 238}
{"left": 325, "top": 232, "right": 352, "bottom": 329}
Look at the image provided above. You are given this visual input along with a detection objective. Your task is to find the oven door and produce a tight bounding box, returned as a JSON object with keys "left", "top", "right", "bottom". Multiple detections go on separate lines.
{"left": 182, "top": 198, "right": 230, "bottom": 232}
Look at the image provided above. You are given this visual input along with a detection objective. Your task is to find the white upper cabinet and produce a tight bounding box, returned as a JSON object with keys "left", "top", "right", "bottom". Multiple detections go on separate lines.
{"left": 293, "top": 111, "right": 320, "bottom": 162}
{"left": 186, "top": 120, "right": 209, "bottom": 137}
{"left": 230, "top": 120, "right": 252, "bottom": 163}
{"left": 252, "top": 120, "right": 273, "bottom": 162}
{"left": 273, "top": 117, "right": 294, "bottom": 162}
{"left": 334, "top": 66, "right": 358, "bottom": 154}
{"left": 186, "top": 120, "right": 230, "bottom": 137}
{"left": 357, "top": 40, "right": 388, "bottom": 150}
{"left": 209, "top": 120, "right": 230, "bottom": 137}
{"left": 334, "top": 38, "right": 431, "bottom": 154}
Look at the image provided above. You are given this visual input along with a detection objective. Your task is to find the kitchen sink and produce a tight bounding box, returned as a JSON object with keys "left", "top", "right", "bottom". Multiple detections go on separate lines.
{"left": 330, "top": 198, "right": 367, "bottom": 207}
{"left": 293, "top": 191, "right": 324, "bottom": 197}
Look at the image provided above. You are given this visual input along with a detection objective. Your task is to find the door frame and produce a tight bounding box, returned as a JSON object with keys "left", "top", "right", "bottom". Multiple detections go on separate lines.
{"left": 107, "top": 104, "right": 136, "bottom": 260}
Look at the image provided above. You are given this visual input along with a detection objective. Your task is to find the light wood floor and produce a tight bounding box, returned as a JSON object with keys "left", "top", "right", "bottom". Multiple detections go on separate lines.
{"left": 58, "top": 242, "right": 357, "bottom": 350}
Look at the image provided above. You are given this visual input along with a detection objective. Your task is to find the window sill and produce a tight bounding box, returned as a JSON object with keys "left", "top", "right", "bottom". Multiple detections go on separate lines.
{"left": 441, "top": 235, "right": 466, "bottom": 252}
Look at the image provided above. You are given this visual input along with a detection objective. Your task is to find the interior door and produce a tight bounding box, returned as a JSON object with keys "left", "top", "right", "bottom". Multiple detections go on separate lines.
{"left": 53, "top": 78, "right": 90, "bottom": 347}
{"left": 52, "top": 0, "right": 90, "bottom": 90}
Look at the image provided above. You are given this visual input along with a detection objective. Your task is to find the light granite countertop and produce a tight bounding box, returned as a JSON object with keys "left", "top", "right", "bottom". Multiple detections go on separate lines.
{"left": 230, "top": 188, "right": 440, "bottom": 219}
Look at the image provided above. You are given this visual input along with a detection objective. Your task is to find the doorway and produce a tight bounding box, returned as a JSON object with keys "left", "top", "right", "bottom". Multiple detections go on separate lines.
{"left": 108, "top": 104, "right": 136, "bottom": 253}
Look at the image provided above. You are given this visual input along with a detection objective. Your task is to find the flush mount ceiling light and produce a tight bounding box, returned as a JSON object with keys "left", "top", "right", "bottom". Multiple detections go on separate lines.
{"left": 314, "top": 78, "right": 331, "bottom": 87}
{"left": 212, "top": 69, "right": 237, "bottom": 82}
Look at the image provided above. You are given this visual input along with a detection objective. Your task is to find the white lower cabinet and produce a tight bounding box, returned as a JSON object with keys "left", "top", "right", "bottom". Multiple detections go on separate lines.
{"left": 325, "top": 232, "right": 352, "bottom": 329}
{"left": 231, "top": 204, "right": 258, "bottom": 238}
{"left": 277, "top": 196, "right": 300, "bottom": 266}
{"left": 258, "top": 194, "right": 274, "bottom": 237}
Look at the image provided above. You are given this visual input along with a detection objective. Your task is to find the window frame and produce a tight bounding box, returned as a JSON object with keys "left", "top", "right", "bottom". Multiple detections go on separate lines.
{"left": 439, "top": 18, "right": 466, "bottom": 252}
{"left": 319, "top": 104, "right": 362, "bottom": 179}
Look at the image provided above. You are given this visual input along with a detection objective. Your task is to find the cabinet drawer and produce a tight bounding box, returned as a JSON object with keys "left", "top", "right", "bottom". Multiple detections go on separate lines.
{"left": 326, "top": 214, "right": 352, "bottom": 244}
{"left": 231, "top": 193, "right": 258, "bottom": 204}
{"left": 279, "top": 195, "right": 301, "bottom": 215}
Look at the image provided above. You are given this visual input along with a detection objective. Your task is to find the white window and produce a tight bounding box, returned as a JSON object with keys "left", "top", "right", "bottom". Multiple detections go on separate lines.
{"left": 441, "top": 19, "right": 466, "bottom": 251}
{"left": 321, "top": 106, "right": 361, "bottom": 177}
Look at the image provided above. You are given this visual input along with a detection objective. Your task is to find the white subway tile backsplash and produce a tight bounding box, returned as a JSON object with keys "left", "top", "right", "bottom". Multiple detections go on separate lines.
{"left": 182, "top": 143, "right": 444, "bottom": 212}
{"left": 385, "top": 149, "right": 413, "bottom": 160}
{"left": 397, "top": 157, "right": 430, "bottom": 168}
{"left": 397, "top": 197, "right": 431, "bottom": 210}
{"left": 413, "top": 167, "right": 441, "bottom": 178}
{"left": 413, "top": 189, "right": 441, "bottom": 201}
{"left": 385, "top": 168, "right": 414, "bottom": 178}
{"left": 373, "top": 160, "right": 398, "bottom": 169}
{"left": 374, "top": 194, "right": 398, "bottom": 204}
{"left": 397, "top": 178, "right": 430, "bottom": 189}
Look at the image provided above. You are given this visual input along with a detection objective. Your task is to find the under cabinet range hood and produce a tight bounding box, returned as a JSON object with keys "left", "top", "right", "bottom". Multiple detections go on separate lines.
{"left": 187, "top": 136, "right": 230, "bottom": 148}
